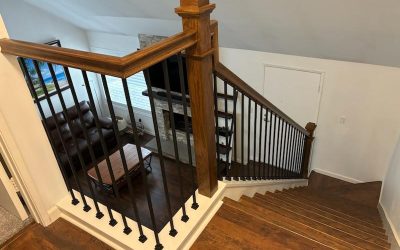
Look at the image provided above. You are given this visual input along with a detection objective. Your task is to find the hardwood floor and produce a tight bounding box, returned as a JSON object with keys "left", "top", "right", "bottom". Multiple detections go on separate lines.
{"left": 191, "top": 173, "right": 391, "bottom": 249}
{"left": 0, "top": 218, "right": 111, "bottom": 250}
{"left": 68, "top": 134, "right": 197, "bottom": 232}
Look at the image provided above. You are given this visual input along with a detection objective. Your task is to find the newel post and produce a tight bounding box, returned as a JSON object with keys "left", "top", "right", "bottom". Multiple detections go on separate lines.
{"left": 175, "top": 0, "right": 218, "bottom": 197}
{"left": 301, "top": 122, "right": 317, "bottom": 178}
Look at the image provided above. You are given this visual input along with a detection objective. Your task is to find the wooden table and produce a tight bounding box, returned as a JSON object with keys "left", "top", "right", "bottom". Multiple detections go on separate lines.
{"left": 87, "top": 144, "right": 152, "bottom": 194}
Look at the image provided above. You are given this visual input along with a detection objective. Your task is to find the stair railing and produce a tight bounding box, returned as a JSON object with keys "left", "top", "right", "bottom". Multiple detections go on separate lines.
{"left": 210, "top": 22, "right": 316, "bottom": 180}
{"left": 0, "top": 1, "right": 218, "bottom": 249}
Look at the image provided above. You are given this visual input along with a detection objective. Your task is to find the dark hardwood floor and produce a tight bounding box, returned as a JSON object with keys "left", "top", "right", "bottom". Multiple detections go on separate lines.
{"left": 68, "top": 133, "right": 197, "bottom": 232}
{"left": 227, "top": 160, "right": 300, "bottom": 179}
{"left": 1, "top": 219, "right": 111, "bottom": 250}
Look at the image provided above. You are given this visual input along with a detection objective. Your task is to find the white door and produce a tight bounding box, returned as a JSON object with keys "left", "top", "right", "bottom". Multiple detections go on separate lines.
{"left": 263, "top": 65, "right": 323, "bottom": 127}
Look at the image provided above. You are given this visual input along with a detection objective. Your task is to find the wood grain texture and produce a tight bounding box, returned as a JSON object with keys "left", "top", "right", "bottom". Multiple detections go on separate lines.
{"left": 192, "top": 181, "right": 390, "bottom": 249}
{"left": 191, "top": 204, "right": 331, "bottom": 250}
{"left": 0, "top": 30, "right": 197, "bottom": 78}
{"left": 176, "top": 0, "right": 218, "bottom": 197}
{"left": 258, "top": 192, "right": 390, "bottom": 247}
{"left": 1, "top": 219, "right": 111, "bottom": 250}
{"left": 301, "top": 122, "right": 317, "bottom": 178}
{"left": 87, "top": 144, "right": 151, "bottom": 185}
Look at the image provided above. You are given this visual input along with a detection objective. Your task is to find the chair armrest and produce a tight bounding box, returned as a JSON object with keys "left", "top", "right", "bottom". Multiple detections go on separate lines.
{"left": 98, "top": 117, "right": 113, "bottom": 129}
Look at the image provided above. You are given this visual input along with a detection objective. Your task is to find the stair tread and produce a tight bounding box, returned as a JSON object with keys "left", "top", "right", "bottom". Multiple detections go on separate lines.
{"left": 217, "top": 143, "right": 231, "bottom": 155}
{"left": 217, "top": 111, "right": 233, "bottom": 119}
{"left": 216, "top": 92, "right": 235, "bottom": 100}
{"left": 191, "top": 204, "right": 331, "bottom": 250}
{"left": 255, "top": 193, "right": 390, "bottom": 248}
{"left": 285, "top": 188, "right": 383, "bottom": 226}
{"left": 223, "top": 197, "right": 361, "bottom": 250}
{"left": 264, "top": 191, "right": 388, "bottom": 239}
{"left": 216, "top": 126, "right": 233, "bottom": 137}
{"left": 244, "top": 195, "right": 388, "bottom": 250}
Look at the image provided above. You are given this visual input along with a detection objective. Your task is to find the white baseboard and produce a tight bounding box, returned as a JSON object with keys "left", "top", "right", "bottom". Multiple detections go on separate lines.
{"left": 223, "top": 179, "right": 308, "bottom": 201}
{"left": 56, "top": 182, "right": 226, "bottom": 250}
{"left": 46, "top": 206, "right": 61, "bottom": 226}
{"left": 379, "top": 203, "right": 400, "bottom": 249}
{"left": 312, "top": 168, "right": 362, "bottom": 183}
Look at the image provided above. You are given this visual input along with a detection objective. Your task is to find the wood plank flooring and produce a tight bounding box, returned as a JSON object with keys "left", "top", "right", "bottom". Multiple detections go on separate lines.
{"left": 68, "top": 134, "right": 197, "bottom": 232}
{"left": 0, "top": 218, "right": 111, "bottom": 250}
{"left": 191, "top": 172, "right": 391, "bottom": 249}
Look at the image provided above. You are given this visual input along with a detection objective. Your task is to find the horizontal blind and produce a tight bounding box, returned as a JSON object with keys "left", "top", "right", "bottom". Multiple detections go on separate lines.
{"left": 106, "top": 72, "right": 150, "bottom": 111}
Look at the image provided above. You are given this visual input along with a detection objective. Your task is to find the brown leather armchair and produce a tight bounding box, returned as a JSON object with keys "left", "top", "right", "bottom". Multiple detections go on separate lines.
{"left": 45, "top": 101, "right": 116, "bottom": 177}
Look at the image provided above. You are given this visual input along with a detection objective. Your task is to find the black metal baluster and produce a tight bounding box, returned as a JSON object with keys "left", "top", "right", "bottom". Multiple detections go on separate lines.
{"left": 162, "top": 61, "right": 189, "bottom": 222}
{"left": 294, "top": 129, "right": 301, "bottom": 176}
{"left": 293, "top": 129, "right": 299, "bottom": 176}
{"left": 47, "top": 65, "right": 103, "bottom": 218}
{"left": 121, "top": 78, "right": 163, "bottom": 249}
{"left": 262, "top": 108, "right": 268, "bottom": 180}
{"left": 73, "top": 70, "right": 118, "bottom": 226}
{"left": 177, "top": 54, "right": 198, "bottom": 209}
{"left": 213, "top": 75, "right": 221, "bottom": 179}
{"left": 247, "top": 98, "right": 251, "bottom": 180}
{"left": 252, "top": 103, "right": 257, "bottom": 180}
{"left": 19, "top": 59, "right": 78, "bottom": 205}
{"left": 100, "top": 75, "right": 146, "bottom": 241}
{"left": 272, "top": 113, "right": 277, "bottom": 179}
{"left": 32, "top": 60, "right": 89, "bottom": 210}
{"left": 232, "top": 89, "right": 238, "bottom": 180}
{"left": 299, "top": 133, "right": 306, "bottom": 177}
{"left": 278, "top": 117, "right": 285, "bottom": 179}
{"left": 279, "top": 118, "right": 286, "bottom": 179}
{"left": 289, "top": 126, "right": 296, "bottom": 178}
{"left": 295, "top": 130, "right": 304, "bottom": 177}
{"left": 276, "top": 117, "right": 282, "bottom": 179}
{"left": 223, "top": 81, "right": 231, "bottom": 180}
{"left": 258, "top": 107, "right": 263, "bottom": 180}
{"left": 283, "top": 122, "right": 289, "bottom": 179}
{"left": 143, "top": 70, "right": 177, "bottom": 237}
{"left": 267, "top": 111, "right": 273, "bottom": 179}
{"left": 240, "top": 94, "right": 245, "bottom": 181}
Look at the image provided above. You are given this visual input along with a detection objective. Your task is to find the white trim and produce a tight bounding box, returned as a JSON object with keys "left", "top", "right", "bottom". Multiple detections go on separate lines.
{"left": 379, "top": 203, "right": 400, "bottom": 248}
{"left": 312, "top": 168, "right": 362, "bottom": 183}
{"left": 0, "top": 113, "right": 44, "bottom": 224}
{"left": 0, "top": 158, "right": 28, "bottom": 220}
{"left": 223, "top": 179, "right": 308, "bottom": 201}
{"left": 57, "top": 182, "right": 226, "bottom": 250}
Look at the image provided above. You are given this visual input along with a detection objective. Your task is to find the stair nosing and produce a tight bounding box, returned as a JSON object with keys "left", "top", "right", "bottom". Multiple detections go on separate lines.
{"left": 253, "top": 193, "right": 390, "bottom": 249}
{"left": 279, "top": 190, "right": 386, "bottom": 230}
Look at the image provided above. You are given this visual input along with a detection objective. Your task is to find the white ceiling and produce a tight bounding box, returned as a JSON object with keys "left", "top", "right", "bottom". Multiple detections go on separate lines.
{"left": 24, "top": 0, "right": 400, "bottom": 67}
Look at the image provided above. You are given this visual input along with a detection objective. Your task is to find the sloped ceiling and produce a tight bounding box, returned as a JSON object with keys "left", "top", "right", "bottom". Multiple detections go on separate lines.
{"left": 23, "top": 0, "right": 400, "bottom": 67}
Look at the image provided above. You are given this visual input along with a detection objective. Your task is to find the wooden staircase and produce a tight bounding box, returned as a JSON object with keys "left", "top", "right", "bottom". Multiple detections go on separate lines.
{"left": 192, "top": 173, "right": 391, "bottom": 249}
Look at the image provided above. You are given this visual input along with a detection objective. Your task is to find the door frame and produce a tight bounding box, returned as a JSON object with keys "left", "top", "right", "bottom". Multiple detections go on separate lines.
{"left": 262, "top": 63, "right": 325, "bottom": 125}
{"left": 0, "top": 112, "right": 42, "bottom": 224}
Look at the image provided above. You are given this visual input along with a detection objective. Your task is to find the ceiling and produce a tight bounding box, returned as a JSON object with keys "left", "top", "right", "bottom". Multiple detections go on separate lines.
{"left": 24, "top": 0, "right": 400, "bottom": 67}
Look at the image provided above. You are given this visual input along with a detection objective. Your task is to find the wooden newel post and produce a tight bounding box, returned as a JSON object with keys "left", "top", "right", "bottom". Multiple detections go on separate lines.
{"left": 176, "top": 0, "right": 218, "bottom": 197}
{"left": 301, "top": 122, "right": 317, "bottom": 178}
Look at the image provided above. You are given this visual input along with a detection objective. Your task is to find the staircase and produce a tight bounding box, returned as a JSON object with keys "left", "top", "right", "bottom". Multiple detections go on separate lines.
{"left": 215, "top": 87, "right": 238, "bottom": 178}
{"left": 192, "top": 172, "right": 391, "bottom": 249}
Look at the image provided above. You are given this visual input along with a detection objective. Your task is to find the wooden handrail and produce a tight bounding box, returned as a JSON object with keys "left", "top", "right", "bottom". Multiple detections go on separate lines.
{"left": 0, "top": 30, "right": 197, "bottom": 78}
{"left": 214, "top": 62, "right": 310, "bottom": 136}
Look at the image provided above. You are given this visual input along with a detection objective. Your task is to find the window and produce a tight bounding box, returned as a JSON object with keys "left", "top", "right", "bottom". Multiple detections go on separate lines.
{"left": 90, "top": 46, "right": 150, "bottom": 111}
{"left": 105, "top": 72, "right": 151, "bottom": 111}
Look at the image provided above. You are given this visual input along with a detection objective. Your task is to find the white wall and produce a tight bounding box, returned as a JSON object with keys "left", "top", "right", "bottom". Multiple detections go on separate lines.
{"left": 380, "top": 134, "right": 400, "bottom": 245}
{"left": 220, "top": 47, "right": 400, "bottom": 182}
{"left": 0, "top": 0, "right": 100, "bottom": 117}
{"left": 0, "top": 16, "right": 67, "bottom": 226}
